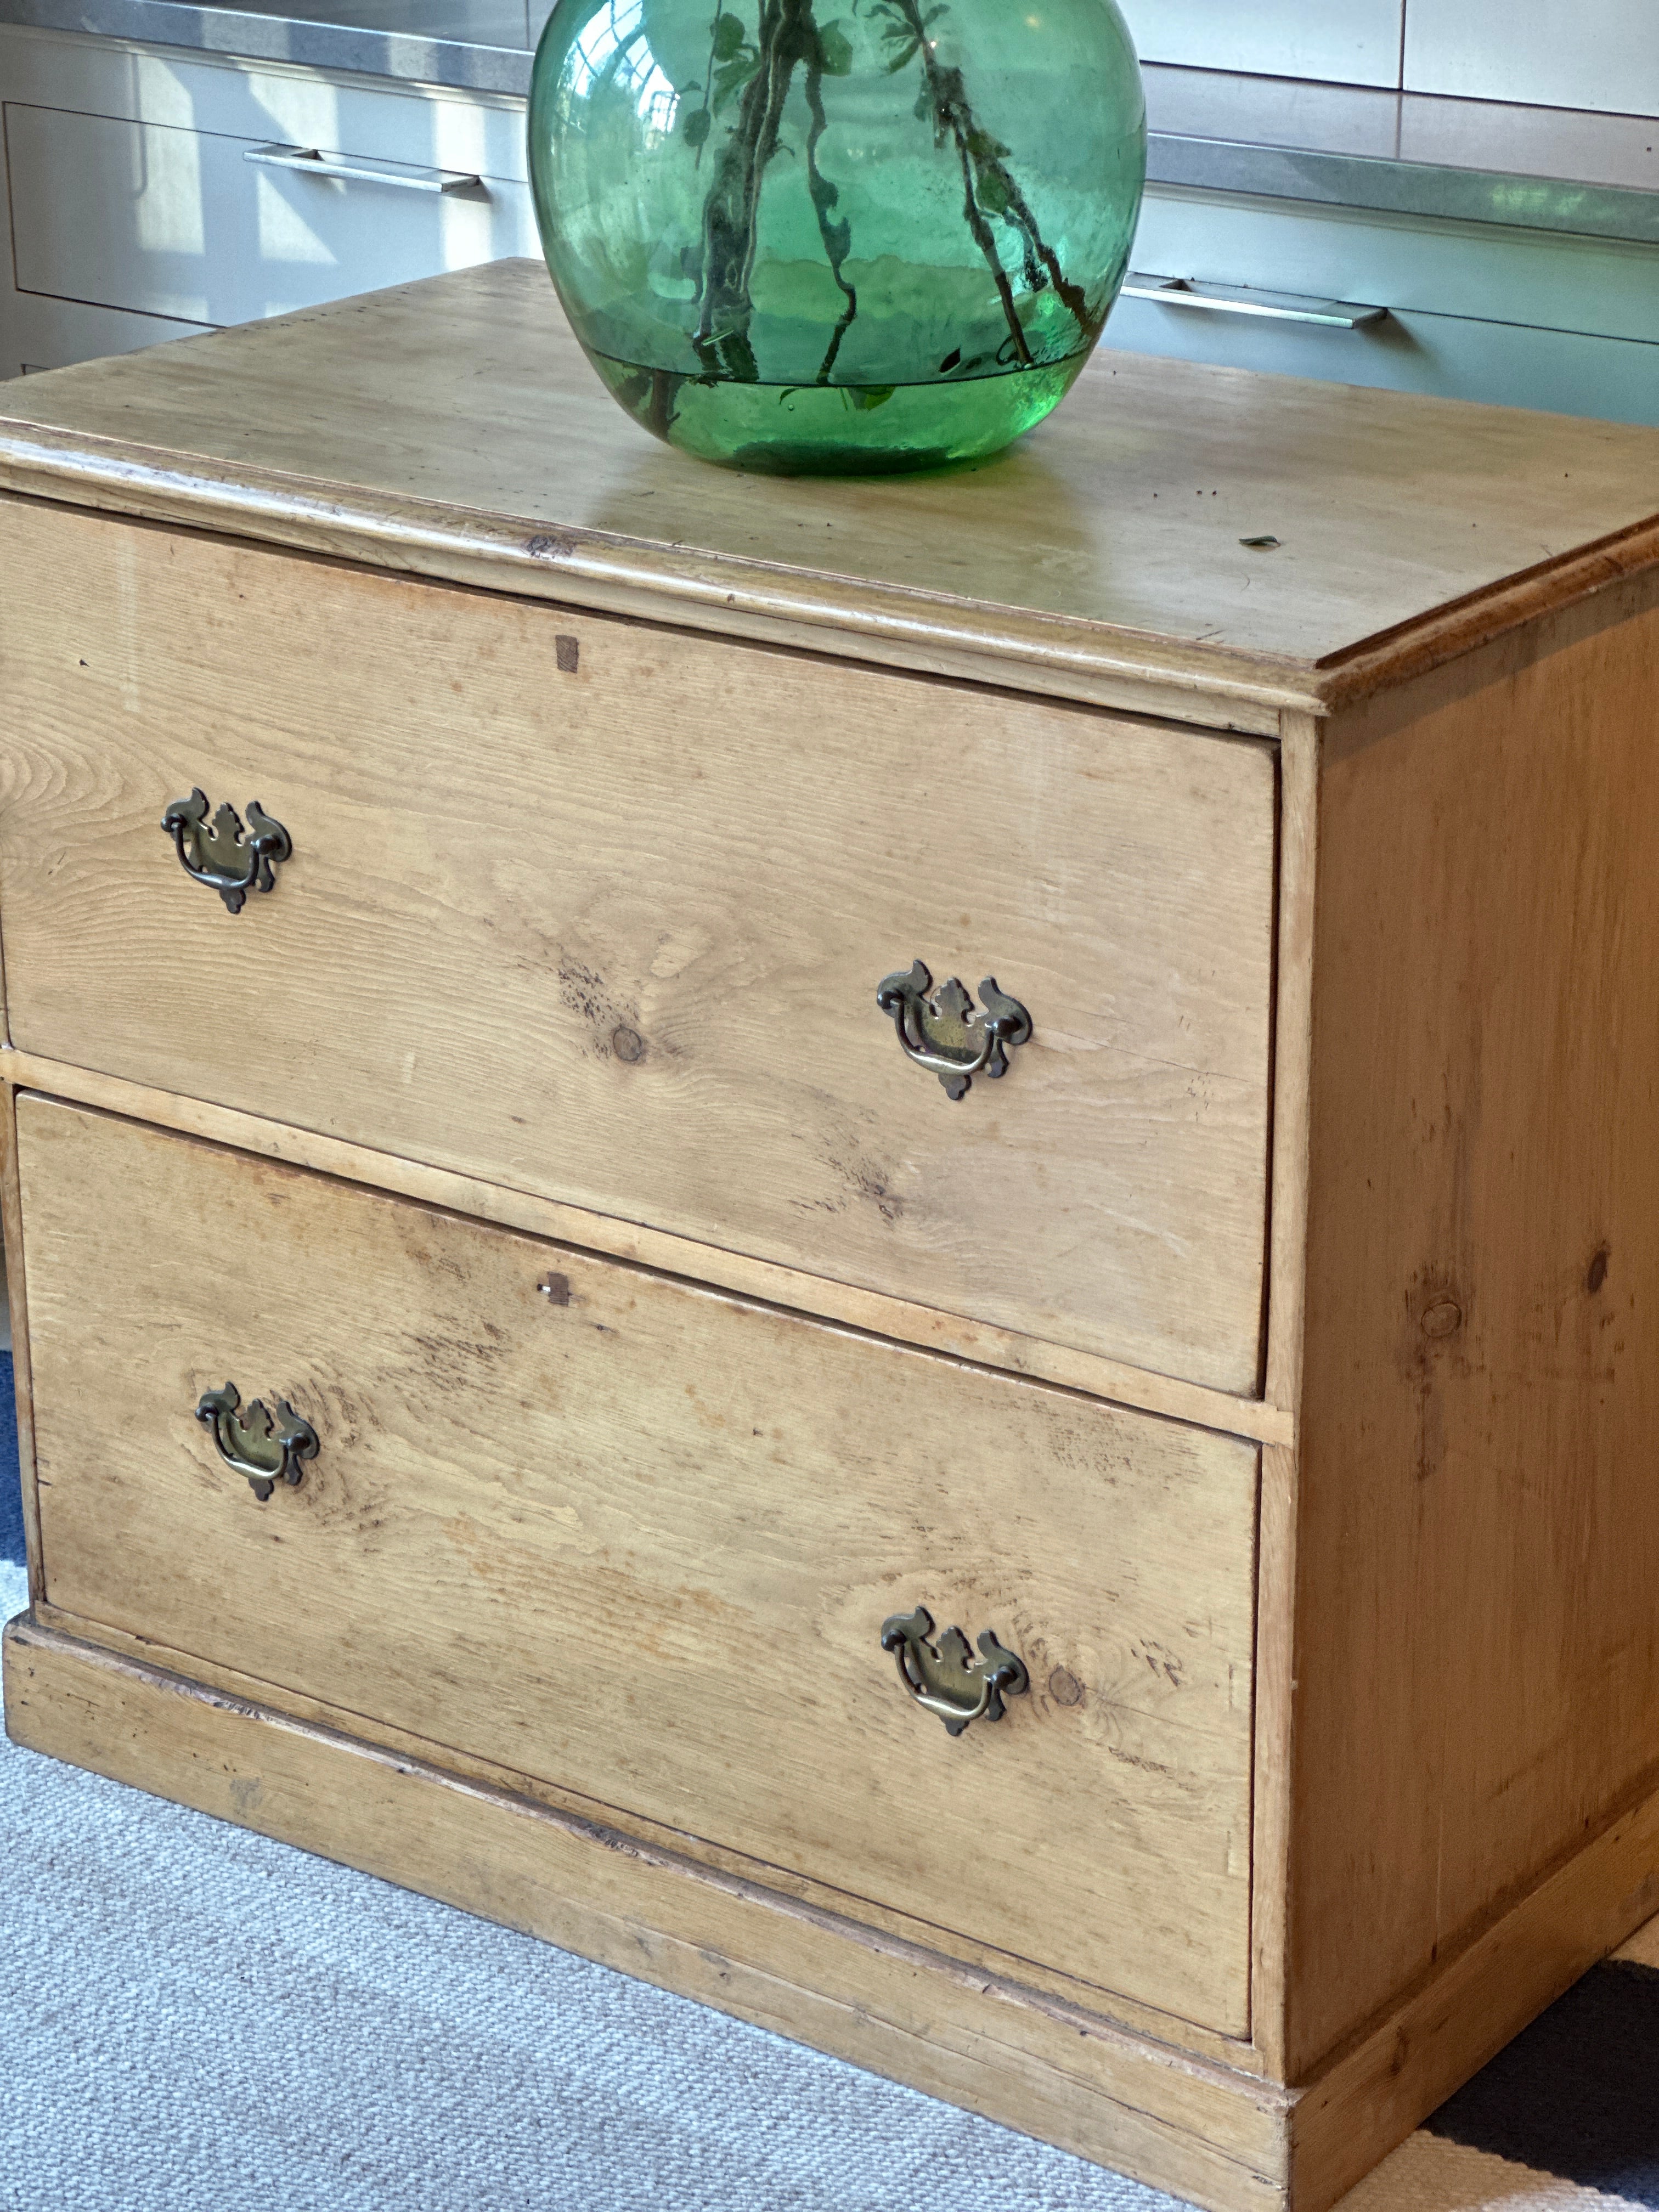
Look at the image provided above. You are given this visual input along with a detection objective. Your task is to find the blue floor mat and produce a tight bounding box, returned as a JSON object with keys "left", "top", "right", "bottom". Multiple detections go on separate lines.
{"left": 0, "top": 1351, "right": 21, "bottom": 1566}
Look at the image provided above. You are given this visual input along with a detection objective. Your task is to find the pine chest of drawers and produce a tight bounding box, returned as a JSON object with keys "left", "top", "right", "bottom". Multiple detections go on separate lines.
{"left": 4, "top": 261, "right": 1659, "bottom": 2211}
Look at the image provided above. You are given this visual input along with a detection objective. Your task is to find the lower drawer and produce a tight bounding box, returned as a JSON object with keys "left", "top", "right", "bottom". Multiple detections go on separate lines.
{"left": 1101, "top": 294, "right": 1659, "bottom": 430}
{"left": 1109, "top": 186, "right": 1659, "bottom": 426}
{"left": 0, "top": 294, "right": 208, "bottom": 383}
{"left": 18, "top": 1093, "right": 1259, "bottom": 2036}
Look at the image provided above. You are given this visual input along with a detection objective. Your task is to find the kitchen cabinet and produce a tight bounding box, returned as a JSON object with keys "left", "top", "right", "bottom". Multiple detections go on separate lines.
{"left": 1, "top": 15, "right": 1655, "bottom": 419}
{"left": 0, "top": 23, "right": 533, "bottom": 379}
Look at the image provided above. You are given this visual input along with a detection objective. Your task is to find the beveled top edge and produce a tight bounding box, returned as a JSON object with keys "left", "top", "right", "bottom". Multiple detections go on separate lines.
{"left": 8, "top": 409, "right": 1659, "bottom": 728}
{"left": 0, "top": 417, "right": 1328, "bottom": 728}
{"left": 1312, "top": 512, "right": 1659, "bottom": 699}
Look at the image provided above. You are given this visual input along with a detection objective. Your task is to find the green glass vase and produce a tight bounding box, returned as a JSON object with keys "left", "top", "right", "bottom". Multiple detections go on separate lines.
{"left": 528, "top": 0, "right": 1146, "bottom": 473}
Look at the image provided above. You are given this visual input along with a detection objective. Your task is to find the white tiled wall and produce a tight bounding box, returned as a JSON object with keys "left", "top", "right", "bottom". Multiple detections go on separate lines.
{"left": 1121, "top": 0, "right": 1659, "bottom": 116}
{"left": 1116, "top": 0, "right": 1404, "bottom": 88}
{"left": 1404, "top": 0, "right": 1659, "bottom": 119}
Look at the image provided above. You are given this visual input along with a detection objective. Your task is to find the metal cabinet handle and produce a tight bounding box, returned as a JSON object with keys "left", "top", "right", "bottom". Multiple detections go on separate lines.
{"left": 1123, "top": 273, "right": 1387, "bottom": 329}
{"left": 881, "top": 1607, "right": 1029, "bottom": 1736}
{"left": 876, "top": 961, "right": 1031, "bottom": 1100}
{"left": 161, "top": 789, "right": 292, "bottom": 913}
{"left": 244, "top": 144, "right": 482, "bottom": 194}
{"left": 195, "top": 1384, "right": 319, "bottom": 1502}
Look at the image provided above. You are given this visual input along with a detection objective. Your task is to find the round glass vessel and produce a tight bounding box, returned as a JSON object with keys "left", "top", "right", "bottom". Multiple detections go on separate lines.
{"left": 528, "top": 0, "right": 1146, "bottom": 473}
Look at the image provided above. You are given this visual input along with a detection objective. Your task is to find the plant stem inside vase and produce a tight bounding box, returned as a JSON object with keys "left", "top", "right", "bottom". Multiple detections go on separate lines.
{"left": 685, "top": 0, "right": 1094, "bottom": 394}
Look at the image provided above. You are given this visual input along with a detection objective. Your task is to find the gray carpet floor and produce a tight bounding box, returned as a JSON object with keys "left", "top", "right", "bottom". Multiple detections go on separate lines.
{"left": 7, "top": 1547, "right": 1658, "bottom": 2212}
{"left": 0, "top": 1560, "right": 1188, "bottom": 2211}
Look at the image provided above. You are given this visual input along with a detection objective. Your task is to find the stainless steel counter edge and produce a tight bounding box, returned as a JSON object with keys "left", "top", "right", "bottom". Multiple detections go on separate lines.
{"left": 0, "top": 0, "right": 539, "bottom": 94}
{"left": 2, "top": 0, "right": 1656, "bottom": 246}
{"left": 1148, "top": 133, "right": 1659, "bottom": 249}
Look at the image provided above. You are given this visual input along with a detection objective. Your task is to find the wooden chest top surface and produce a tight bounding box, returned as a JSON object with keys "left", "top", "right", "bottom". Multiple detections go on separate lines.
{"left": 2, "top": 259, "right": 1657, "bottom": 716}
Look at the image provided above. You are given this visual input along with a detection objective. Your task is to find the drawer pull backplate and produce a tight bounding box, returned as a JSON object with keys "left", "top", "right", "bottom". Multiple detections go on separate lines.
{"left": 881, "top": 1605, "right": 1029, "bottom": 1735}
{"left": 876, "top": 961, "right": 1031, "bottom": 1099}
{"left": 162, "top": 789, "right": 292, "bottom": 913}
{"left": 195, "top": 1383, "right": 318, "bottom": 1501}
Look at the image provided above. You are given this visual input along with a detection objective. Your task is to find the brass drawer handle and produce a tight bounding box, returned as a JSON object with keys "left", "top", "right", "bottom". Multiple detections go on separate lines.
{"left": 876, "top": 961, "right": 1031, "bottom": 1099}
{"left": 162, "top": 788, "right": 292, "bottom": 913}
{"left": 195, "top": 1383, "right": 318, "bottom": 1500}
{"left": 881, "top": 1606, "right": 1029, "bottom": 1736}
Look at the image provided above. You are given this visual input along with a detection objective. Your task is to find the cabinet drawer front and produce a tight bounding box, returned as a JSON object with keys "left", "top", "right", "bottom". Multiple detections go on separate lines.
{"left": 1102, "top": 293, "right": 1659, "bottom": 431}
{"left": 3, "top": 102, "right": 537, "bottom": 329}
{"left": 0, "top": 294, "right": 209, "bottom": 383}
{"left": 0, "top": 502, "right": 1275, "bottom": 1395}
{"left": 1129, "top": 187, "right": 1659, "bottom": 348}
{"left": 20, "top": 1096, "right": 1258, "bottom": 2034}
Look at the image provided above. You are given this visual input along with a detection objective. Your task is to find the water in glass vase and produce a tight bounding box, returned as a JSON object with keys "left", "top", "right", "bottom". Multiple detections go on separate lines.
{"left": 528, "top": 0, "right": 1146, "bottom": 475}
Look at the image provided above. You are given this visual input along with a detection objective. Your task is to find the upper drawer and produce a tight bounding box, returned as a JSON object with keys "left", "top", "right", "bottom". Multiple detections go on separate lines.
{"left": 2, "top": 101, "right": 537, "bottom": 328}
{"left": 20, "top": 1094, "right": 1259, "bottom": 2035}
{"left": 0, "top": 499, "right": 1276, "bottom": 1396}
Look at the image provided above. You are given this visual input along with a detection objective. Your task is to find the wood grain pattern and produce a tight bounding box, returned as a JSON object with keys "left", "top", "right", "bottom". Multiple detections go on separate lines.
{"left": 0, "top": 1047, "right": 1294, "bottom": 1447}
{"left": 1290, "top": 1774, "right": 1659, "bottom": 2211}
{"left": 1249, "top": 1441, "right": 1297, "bottom": 2079}
{"left": 2, "top": 1617, "right": 1294, "bottom": 2212}
{"left": 1263, "top": 713, "right": 1320, "bottom": 1418}
{"left": 2, "top": 262, "right": 1656, "bottom": 724}
{"left": 1288, "top": 565, "right": 1659, "bottom": 2075}
{"left": 0, "top": 499, "right": 1278, "bottom": 1396}
{"left": 18, "top": 1094, "right": 1260, "bottom": 2034}
{"left": 0, "top": 1086, "right": 41, "bottom": 1605}
{"left": 25, "top": 1583, "right": 1271, "bottom": 2073}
